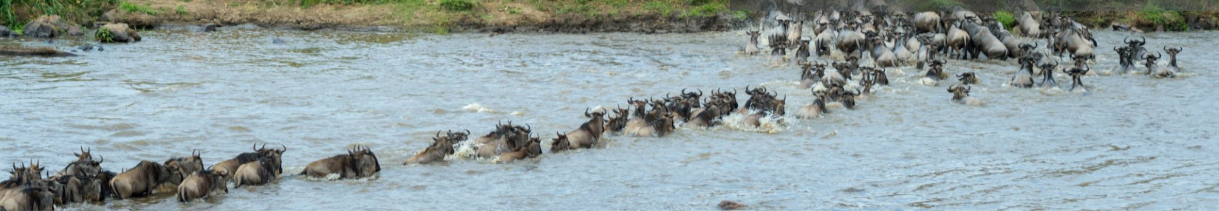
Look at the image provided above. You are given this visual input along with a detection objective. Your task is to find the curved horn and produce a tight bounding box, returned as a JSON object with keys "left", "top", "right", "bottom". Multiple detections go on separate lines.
{"left": 465, "top": 129, "right": 471, "bottom": 135}
{"left": 585, "top": 108, "right": 591, "bottom": 117}
{"left": 966, "top": 86, "right": 971, "bottom": 92}
{"left": 1163, "top": 46, "right": 1168, "bottom": 52}
{"left": 1123, "top": 36, "right": 1129, "bottom": 43}
{"left": 281, "top": 144, "right": 287, "bottom": 153}
{"left": 1139, "top": 36, "right": 1145, "bottom": 44}
{"left": 436, "top": 130, "right": 441, "bottom": 137}
{"left": 697, "top": 89, "right": 703, "bottom": 97}
{"left": 253, "top": 143, "right": 258, "bottom": 151}
{"left": 260, "top": 143, "right": 267, "bottom": 151}
{"left": 98, "top": 155, "right": 104, "bottom": 163}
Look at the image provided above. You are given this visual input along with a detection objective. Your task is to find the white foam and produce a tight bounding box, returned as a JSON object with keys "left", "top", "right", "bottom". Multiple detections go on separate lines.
{"left": 718, "top": 111, "right": 790, "bottom": 134}
{"left": 920, "top": 77, "right": 939, "bottom": 86}
{"left": 462, "top": 103, "right": 498, "bottom": 114}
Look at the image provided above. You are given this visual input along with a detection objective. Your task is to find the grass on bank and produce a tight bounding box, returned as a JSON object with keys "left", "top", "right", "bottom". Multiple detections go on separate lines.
{"left": 1, "top": 0, "right": 119, "bottom": 34}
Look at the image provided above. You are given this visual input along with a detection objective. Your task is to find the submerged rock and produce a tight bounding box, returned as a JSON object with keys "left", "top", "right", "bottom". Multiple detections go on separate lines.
{"left": 97, "top": 23, "right": 142, "bottom": 43}
{"left": 0, "top": 46, "right": 77, "bottom": 57}
{"left": 718, "top": 200, "right": 746, "bottom": 210}
{"left": 0, "top": 26, "right": 11, "bottom": 37}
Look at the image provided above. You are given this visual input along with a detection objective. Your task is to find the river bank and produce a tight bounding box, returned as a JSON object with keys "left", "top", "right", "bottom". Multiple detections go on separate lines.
{"left": 3, "top": 0, "right": 1217, "bottom": 35}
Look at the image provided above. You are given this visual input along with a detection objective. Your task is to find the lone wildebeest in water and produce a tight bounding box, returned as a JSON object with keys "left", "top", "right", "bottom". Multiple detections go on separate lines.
{"left": 302, "top": 145, "right": 382, "bottom": 179}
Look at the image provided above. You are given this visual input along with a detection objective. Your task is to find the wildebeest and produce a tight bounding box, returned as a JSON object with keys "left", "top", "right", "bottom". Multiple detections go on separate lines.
{"left": 474, "top": 122, "right": 531, "bottom": 158}
{"left": 211, "top": 144, "right": 285, "bottom": 179}
{"left": 913, "top": 11, "right": 942, "bottom": 34}
{"left": 925, "top": 59, "right": 947, "bottom": 80}
{"left": 1011, "top": 57, "right": 1036, "bottom": 88}
{"left": 233, "top": 157, "right": 278, "bottom": 187}
{"left": 1065, "top": 65, "right": 1089, "bottom": 92}
{"left": 1, "top": 180, "right": 56, "bottom": 211}
{"left": 947, "top": 85, "right": 980, "bottom": 105}
{"left": 176, "top": 170, "right": 227, "bottom": 202}
{"left": 957, "top": 72, "right": 978, "bottom": 85}
{"left": 743, "top": 31, "right": 761, "bottom": 55}
{"left": 945, "top": 20, "right": 971, "bottom": 59}
{"left": 498, "top": 136, "right": 542, "bottom": 163}
{"left": 1124, "top": 36, "right": 1148, "bottom": 59}
{"left": 302, "top": 146, "right": 381, "bottom": 179}
{"left": 1038, "top": 60, "right": 1059, "bottom": 88}
{"left": 1115, "top": 46, "right": 1135, "bottom": 74}
{"left": 165, "top": 150, "right": 205, "bottom": 178}
{"left": 1164, "top": 46, "right": 1181, "bottom": 73}
{"left": 565, "top": 108, "right": 604, "bottom": 149}
{"left": 1015, "top": 12, "right": 1043, "bottom": 38}
{"left": 404, "top": 131, "right": 456, "bottom": 165}
{"left": 550, "top": 132, "right": 573, "bottom": 153}
{"left": 109, "top": 160, "right": 185, "bottom": 199}
{"left": 603, "top": 106, "right": 630, "bottom": 136}
{"left": 1143, "top": 52, "right": 1174, "bottom": 78}
{"left": 1052, "top": 24, "right": 1096, "bottom": 59}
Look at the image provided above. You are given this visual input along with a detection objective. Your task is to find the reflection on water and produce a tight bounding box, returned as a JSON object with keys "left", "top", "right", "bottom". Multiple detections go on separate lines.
{"left": 1, "top": 28, "right": 1218, "bottom": 210}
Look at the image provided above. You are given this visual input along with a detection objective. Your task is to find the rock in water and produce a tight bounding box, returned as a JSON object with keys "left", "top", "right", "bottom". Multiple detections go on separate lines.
{"left": 718, "top": 200, "right": 746, "bottom": 210}
{"left": 0, "top": 26, "right": 11, "bottom": 37}
{"left": 97, "top": 23, "right": 142, "bottom": 43}
{"left": 0, "top": 46, "right": 78, "bottom": 57}
{"left": 24, "top": 15, "right": 78, "bottom": 38}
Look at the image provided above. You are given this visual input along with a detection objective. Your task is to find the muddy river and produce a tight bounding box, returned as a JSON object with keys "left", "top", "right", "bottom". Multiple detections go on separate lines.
{"left": 1, "top": 27, "right": 1217, "bottom": 210}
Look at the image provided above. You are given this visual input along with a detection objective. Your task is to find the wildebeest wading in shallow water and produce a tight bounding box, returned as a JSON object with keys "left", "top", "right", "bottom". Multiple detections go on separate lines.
{"left": 302, "top": 146, "right": 382, "bottom": 179}
{"left": 109, "top": 161, "right": 185, "bottom": 199}
{"left": 176, "top": 170, "right": 227, "bottom": 202}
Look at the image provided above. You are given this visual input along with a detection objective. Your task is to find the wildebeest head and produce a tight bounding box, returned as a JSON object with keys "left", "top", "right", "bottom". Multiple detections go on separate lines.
{"left": 166, "top": 150, "right": 205, "bottom": 176}
{"left": 926, "top": 59, "right": 946, "bottom": 80}
{"left": 948, "top": 85, "right": 971, "bottom": 101}
{"left": 350, "top": 145, "right": 381, "bottom": 177}
{"left": 1164, "top": 46, "right": 1181, "bottom": 67}
{"left": 74, "top": 146, "right": 94, "bottom": 162}
{"left": 550, "top": 132, "right": 572, "bottom": 153}
{"left": 957, "top": 72, "right": 977, "bottom": 85}
{"left": 605, "top": 106, "right": 630, "bottom": 134}
{"left": 628, "top": 97, "right": 647, "bottom": 119}
{"left": 255, "top": 144, "right": 286, "bottom": 175}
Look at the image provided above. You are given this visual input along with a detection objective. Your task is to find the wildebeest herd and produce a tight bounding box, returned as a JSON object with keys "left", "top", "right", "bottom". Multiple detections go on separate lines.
{"left": 1, "top": 4, "right": 1191, "bottom": 211}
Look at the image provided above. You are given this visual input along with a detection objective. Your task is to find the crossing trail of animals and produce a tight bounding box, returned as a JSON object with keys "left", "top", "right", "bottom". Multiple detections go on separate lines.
{"left": 0, "top": 1, "right": 1209, "bottom": 209}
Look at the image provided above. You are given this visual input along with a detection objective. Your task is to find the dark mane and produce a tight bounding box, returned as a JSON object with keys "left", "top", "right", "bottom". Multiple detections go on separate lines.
{"left": 234, "top": 152, "right": 261, "bottom": 163}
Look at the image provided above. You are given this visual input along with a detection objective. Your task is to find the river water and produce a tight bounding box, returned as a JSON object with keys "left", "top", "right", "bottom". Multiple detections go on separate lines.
{"left": 1, "top": 27, "right": 1217, "bottom": 210}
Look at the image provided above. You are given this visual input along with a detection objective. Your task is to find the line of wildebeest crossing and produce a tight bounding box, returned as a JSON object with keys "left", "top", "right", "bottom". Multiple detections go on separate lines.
{"left": 1, "top": 5, "right": 1190, "bottom": 211}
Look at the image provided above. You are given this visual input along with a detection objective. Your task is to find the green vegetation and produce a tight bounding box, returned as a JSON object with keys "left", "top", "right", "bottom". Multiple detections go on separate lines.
{"left": 439, "top": 0, "right": 475, "bottom": 11}
{"left": 685, "top": 2, "right": 725, "bottom": 17}
{"left": 120, "top": 1, "right": 158, "bottom": 15}
{"left": 731, "top": 10, "right": 749, "bottom": 20}
{"left": 176, "top": 5, "right": 189, "bottom": 15}
{"left": 993, "top": 10, "right": 1015, "bottom": 31}
{"left": 95, "top": 27, "right": 114, "bottom": 42}
{"left": 1, "top": 0, "right": 118, "bottom": 32}
{"left": 643, "top": 1, "right": 673, "bottom": 17}
{"left": 1137, "top": 2, "right": 1188, "bottom": 31}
